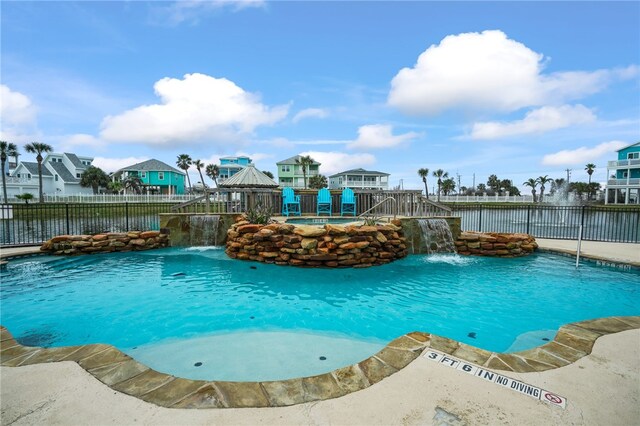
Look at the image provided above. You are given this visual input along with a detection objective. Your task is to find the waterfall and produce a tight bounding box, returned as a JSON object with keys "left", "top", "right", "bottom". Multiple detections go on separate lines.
{"left": 189, "top": 215, "right": 221, "bottom": 246}
{"left": 418, "top": 218, "right": 456, "bottom": 254}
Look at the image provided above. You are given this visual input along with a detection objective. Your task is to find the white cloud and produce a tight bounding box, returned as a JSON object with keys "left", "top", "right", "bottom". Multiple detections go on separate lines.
{"left": 58, "top": 133, "right": 106, "bottom": 152}
{"left": 92, "top": 156, "right": 150, "bottom": 173}
{"left": 100, "top": 73, "right": 289, "bottom": 146}
{"left": 348, "top": 124, "right": 420, "bottom": 150}
{"left": 470, "top": 104, "right": 596, "bottom": 140}
{"left": 0, "top": 85, "right": 37, "bottom": 126}
{"left": 388, "top": 30, "right": 634, "bottom": 115}
{"left": 153, "top": 0, "right": 265, "bottom": 26}
{"left": 542, "top": 140, "right": 628, "bottom": 166}
{"left": 300, "top": 151, "right": 376, "bottom": 176}
{"left": 292, "top": 108, "right": 329, "bottom": 123}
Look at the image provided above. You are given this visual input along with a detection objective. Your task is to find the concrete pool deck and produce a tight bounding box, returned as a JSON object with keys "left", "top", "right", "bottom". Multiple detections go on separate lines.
{"left": 1, "top": 329, "right": 638, "bottom": 425}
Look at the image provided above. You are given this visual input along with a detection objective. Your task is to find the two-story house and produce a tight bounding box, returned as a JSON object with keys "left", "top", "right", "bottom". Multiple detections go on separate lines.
{"left": 114, "top": 159, "right": 186, "bottom": 195}
{"left": 8, "top": 152, "right": 94, "bottom": 199}
{"left": 219, "top": 156, "right": 252, "bottom": 184}
{"left": 605, "top": 142, "right": 640, "bottom": 204}
{"left": 276, "top": 155, "right": 321, "bottom": 188}
{"left": 328, "top": 168, "right": 390, "bottom": 190}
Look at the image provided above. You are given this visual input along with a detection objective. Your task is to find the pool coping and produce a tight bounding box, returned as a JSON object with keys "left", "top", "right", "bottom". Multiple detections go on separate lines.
{"left": 2, "top": 316, "right": 639, "bottom": 409}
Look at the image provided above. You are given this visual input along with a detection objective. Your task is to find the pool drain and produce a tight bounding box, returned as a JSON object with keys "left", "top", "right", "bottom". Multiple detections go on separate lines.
{"left": 319, "top": 356, "right": 327, "bottom": 361}
{"left": 468, "top": 332, "right": 477, "bottom": 339}
{"left": 194, "top": 362, "right": 203, "bottom": 367}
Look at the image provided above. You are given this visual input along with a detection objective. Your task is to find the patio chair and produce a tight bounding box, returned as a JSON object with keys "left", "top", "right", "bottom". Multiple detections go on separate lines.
{"left": 316, "top": 188, "right": 332, "bottom": 216}
{"left": 282, "top": 187, "right": 301, "bottom": 216}
{"left": 340, "top": 188, "right": 356, "bottom": 216}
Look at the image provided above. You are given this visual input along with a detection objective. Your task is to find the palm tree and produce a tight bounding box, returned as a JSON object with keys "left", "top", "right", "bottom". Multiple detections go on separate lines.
{"left": 487, "top": 174, "right": 500, "bottom": 194}
{"left": 1, "top": 141, "right": 19, "bottom": 203}
{"left": 523, "top": 178, "right": 538, "bottom": 203}
{"left": 432, "top": 169, "right": 449, "bottom": 202}
{"left": 193, "top": 160, "right": 207, "bottom": 190}
{"left": 24, "top": 142, "right": 53, "bottom": 203}
{"left": 441, "top": 177, "right": 456, "bottom": 195}
{"left": 80, "top": 166, "right": 110, "bottom": 194}
{"left": 585, "top": 163, "right": 596, "bottom": 184}
{"left": 123, "top": 175, "right": 143, "bottom": 194}
{"left": 107, "top": 181, "right": 123, "bottom": 194}
{"left": 16, "top": 193, "right": 34, "bottom": 204}
{"left": 176, "top": 154, "right": 193, "bottom": 192}
{"left": 417, "top": 168, "right": 429, "bottom": 199}
{"left": 295, "top": 155, "right": 315, "bottom": 189}
{"left": 585, "top": 163, "right": 596, "bottom": 200}
{"left": 262, "top": 170, "right": 274, "bottom": 179}
{"left": 536, "top": 175, "right": 552, "bottom": 203}
{"left": 205, "top": 164, "right": 220, "bottom": 188}
{"left": 309, "top": 174, "right": 328, "bottom": 189}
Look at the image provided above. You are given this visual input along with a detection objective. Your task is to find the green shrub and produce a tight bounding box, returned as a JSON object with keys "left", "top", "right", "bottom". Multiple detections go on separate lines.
{"left": 244, "top": 202, "right": 273, "bottom": 225}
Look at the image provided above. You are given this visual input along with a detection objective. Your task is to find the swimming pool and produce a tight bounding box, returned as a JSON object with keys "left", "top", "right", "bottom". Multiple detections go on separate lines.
{"left": 285, "top": 217, "right": 361, "bottom": 225}
{"left": 1, "top": 248, "right": 638, "bottom": 381}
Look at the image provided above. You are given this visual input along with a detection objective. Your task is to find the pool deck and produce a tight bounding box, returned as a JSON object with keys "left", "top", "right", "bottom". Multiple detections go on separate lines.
{"left": 1, "top": 240, "right": 639, "bottom": 424}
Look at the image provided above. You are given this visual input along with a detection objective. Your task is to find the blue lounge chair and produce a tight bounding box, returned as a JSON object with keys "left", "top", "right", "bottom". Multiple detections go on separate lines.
{"left": 316, "top": 188, "right": 332, "bottom": 216}
{"left": 282, "top": 187, "right": 301, "bottom": 216}
{"left": 340, "top": 188, "right": 356, "bottom": 216}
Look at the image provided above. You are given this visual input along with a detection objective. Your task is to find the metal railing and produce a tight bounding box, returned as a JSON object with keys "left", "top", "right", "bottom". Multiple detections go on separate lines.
{"left": 2, "top": 195, "right": 639, "bottom": 246}
{"left": 608, "top": 159, "right": 640, "bottom": 168}
{"left": 358, "top": 197, "right": 398, "bottom": 219}
{"left": 450, "top": 204, "right": 640, "bottom": 243}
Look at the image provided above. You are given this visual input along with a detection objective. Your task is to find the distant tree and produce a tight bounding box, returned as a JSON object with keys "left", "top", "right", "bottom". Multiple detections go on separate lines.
{"left": 16, "top": 193, "right": 34, "bottom": 204}
{"left": 523, "top": 178, "right": 538, "bottom": 203}
{"left": 476, "top": 183, "right": 487, "bottom": 194}
{"left": 205, "top": 164, "right": 220, "bottom": 188}
{"left": 569, "top": 182, "right": 590, "bottom": 201}
{"left": 432, "top": 169, "right": 449, "bottom": 202}
{"left": 487, "top": 174, "right": 501, "bottom": 193}
{"left": 80, "top": 166, "right": 110, "bottom": 194}
{"left": 536, "top": 175, "right": 553, "bottom": 203}
{"left": 0, "top": 141, "right": 19, "bottom": 203}
{"left": 107, "top": 181, "right": 123, "bottom": 194}
{"left": 295, "top": 155, "right": 315, "bottom": 189}
{"left": 176, "top": 154, "right": 193, "bottom": 192}
{"left": 585, "top": 163, "right": 596, "bottom": 200}
{"left": 309, "top": 174, "right": 328, "bottom": 189}
{"left": 123, "top": 175, "right": 143, "bottom": 194}
{"left": 417, "top": 168, "right": 429, "bottom": 199}
{"left": 441, "top": 177, "right": 456, "bottom": 195}
{"left": 262, "top": 170, "right": 274, "bottom": 179}
{"left": 551, "top": 178, "right": 566, "bottom": 195}
{"left": 193, "top": 160, "right": 207, "bottom": 190}
{"left": 24, "top": 142, "right": 53, "bottom": 203}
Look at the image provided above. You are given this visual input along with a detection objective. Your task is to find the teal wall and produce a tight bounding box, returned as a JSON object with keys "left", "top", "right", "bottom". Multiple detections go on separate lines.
{"left": 131, "top": 170, "right": 185, "bottom": 194}
{"left": 615, "top": 144, "right": 640, "bottom": 180}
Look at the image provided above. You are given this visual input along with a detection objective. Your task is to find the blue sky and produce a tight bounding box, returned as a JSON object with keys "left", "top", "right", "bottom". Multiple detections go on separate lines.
{"left": 1, "top": 1, "right": 639, "bottom": 192}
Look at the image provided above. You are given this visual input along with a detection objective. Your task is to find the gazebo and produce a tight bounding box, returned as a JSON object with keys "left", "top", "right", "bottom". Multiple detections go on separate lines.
{"left": 218, "top": 164, "right": 279, "bottom": 211}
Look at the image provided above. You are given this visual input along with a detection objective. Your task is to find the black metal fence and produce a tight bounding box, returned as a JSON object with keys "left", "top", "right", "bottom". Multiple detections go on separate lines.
{"left": 450, "top": 205, "right": 640, "bottom": 243}
{"left": 1, "top": 202, "right": 639, "bottom": 246}
{"left": 0, "top": 203, "right": 175, "bottom": 246}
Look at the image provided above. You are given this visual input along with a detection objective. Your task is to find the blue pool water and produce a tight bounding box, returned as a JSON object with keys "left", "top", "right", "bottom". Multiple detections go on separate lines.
{"left": 1, "top": 248, "right": 638, "bottom": 381}
{"left": 285, "top": 218, "right": 360, "bottom": 225}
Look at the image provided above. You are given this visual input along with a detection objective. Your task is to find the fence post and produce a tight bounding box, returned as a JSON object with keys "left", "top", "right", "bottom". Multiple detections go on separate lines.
{"left": 526, "top": 204, "right": 531, "bottom": 235}
{"left": 580, "top": 205, "right": 586, "bottom": 239}
{"left": 478, "top": 204, "right": 483, "bottom": 232}
{"left": 65, "top": 204, "right": 70, "bottom": 235}
{"left": 125, "top": 202, "right": 129, "bottom": 231}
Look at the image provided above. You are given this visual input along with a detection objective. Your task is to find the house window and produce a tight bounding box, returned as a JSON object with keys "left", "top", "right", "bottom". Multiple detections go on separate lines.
{"left": 158, "top": 172, "right": 164, "bottom": 180}
{"left": 628, "top": 152, "right": 639, "bottom": 160}
{"left": 76, "top": 173, "right": 81, "bottom": 178}
{"left": 623, "top": 171, "right": 629, "bottom": 178}
{"left": 281, "top": 165, "right": 290, "bottom": 172}
{"left": 141, "top": 171, "right": 146, "bottom": 178}
{"left": 27, "top": 174, "right": 31, "bottom": 179}
{"left": 55, "top": 175, "right": 59, "bottom": 181}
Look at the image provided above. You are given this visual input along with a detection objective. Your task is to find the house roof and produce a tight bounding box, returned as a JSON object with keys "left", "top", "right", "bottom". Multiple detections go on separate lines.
{"left": 116, "top": 159, "right": 184, "bottom": 174}
{"left": 48, "top": 161, "right": 80, "bottom": 183}
{"left": 329, "top": 168, "right": 390, "bottom": 178}
{"left": 64, "top": 153, "right": 85, "bottom": 168}
{"left": 616, "top": 141, "right": 640, "bottom": 152}
{"left": 219, "top": 163, "right": 245, "bottom": 170}
{"left": 276, "top": 155, "right": 321, "bottom": 166}
{"left": 219, "top": 164, "right": 278, "bottom": 188}
{"left": 21, "top": 162, "right": 53, "bottom": 176}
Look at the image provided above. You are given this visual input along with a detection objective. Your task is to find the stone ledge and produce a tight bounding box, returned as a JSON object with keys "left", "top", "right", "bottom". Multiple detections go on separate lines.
{"left": 38, "top": 231, "right": 169, "bottom": 255}
{"left": 1, "top": 315, "right": 638, "bottom": 409}
{"left": 456, "top": 231, "right": 538, "bottom": 257}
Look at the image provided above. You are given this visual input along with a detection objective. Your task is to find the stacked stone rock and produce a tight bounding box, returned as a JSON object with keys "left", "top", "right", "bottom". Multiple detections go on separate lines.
{"left": 226, "top": 218, "right": 408, "bottom": 268}
{"left": 455, "top": 231, "right": 538, "bottom": 257}
{"left": 40, "top": 231, "right": 168, "bottom": 255}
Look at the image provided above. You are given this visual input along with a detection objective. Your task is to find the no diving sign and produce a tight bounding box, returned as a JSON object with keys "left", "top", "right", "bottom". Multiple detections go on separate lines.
{"left": 424, "top": 349, "right": 567, "bottom": 409}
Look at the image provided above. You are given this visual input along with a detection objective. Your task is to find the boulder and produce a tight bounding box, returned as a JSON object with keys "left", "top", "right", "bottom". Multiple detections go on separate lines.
{"left": 293, "top": 225, "right": 327, "bottom": 238}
